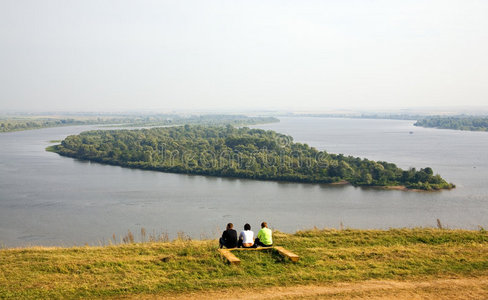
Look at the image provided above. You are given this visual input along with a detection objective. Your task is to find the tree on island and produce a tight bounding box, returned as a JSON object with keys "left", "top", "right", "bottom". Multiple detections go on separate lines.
{"left": 50, "top": 125, "right": 455, "bottom": 191}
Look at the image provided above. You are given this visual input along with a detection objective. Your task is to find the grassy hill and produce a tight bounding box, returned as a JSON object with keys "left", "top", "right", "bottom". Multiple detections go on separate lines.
{"left": 1, "top": 228, "right": 488, "bottom": 299}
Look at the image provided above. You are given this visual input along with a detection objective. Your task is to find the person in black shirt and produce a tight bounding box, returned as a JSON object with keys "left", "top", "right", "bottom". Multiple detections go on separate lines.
{"left": 219, "top": 223, "right": 237, "bottom": 249}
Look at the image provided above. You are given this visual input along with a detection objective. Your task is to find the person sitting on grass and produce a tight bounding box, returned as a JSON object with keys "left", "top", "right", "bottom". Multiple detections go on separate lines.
{"left": 254, "top": 221, "right": 273, "bottom": 247}
{"left": 219, "top": 223, "right": 237, "bottom": 249}
{"left": 238, "top": 223, "right": 254, "bottom": 248}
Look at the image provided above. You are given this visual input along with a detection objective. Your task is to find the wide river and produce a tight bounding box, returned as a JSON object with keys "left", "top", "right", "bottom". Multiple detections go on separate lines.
{"left": 0, "top": 117, "right": 487, "bottom": 247}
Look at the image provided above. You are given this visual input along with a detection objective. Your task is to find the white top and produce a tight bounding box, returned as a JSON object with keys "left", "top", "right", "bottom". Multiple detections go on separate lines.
{"left": 239, "top": 230, "right": 254, "bottom": 244}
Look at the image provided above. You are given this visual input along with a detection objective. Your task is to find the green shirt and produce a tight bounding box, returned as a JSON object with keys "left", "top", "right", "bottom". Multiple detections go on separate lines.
{"left": 257, "top": 227, "right": 273, "bottom": 245}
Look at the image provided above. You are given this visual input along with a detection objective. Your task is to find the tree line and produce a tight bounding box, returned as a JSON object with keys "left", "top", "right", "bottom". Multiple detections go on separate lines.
{"left": 0, "top": 118, "right": 91, "bottom": 132}
{"left": 414, "top": 116, "right": 488, "bottom": 131}
{"left": 0, "top": 115, "right": 279, "bottom": 132}
{"left": 50, "top": 125, "right": 455, "bottom": 190}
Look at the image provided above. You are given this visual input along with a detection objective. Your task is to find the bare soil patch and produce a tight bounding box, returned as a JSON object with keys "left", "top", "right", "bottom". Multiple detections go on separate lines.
{"left": 149, "top": 276, "right": 488, "bottom": 300}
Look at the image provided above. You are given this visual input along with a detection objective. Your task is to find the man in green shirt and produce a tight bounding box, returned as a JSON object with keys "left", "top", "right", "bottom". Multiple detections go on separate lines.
{"left": 254, "top": 221, "right": 273, "bottom": 247}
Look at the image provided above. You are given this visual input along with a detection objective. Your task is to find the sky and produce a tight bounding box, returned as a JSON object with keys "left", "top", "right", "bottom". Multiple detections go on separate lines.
{"left": 1, "top": 0, "right": 487, "bottom": 112}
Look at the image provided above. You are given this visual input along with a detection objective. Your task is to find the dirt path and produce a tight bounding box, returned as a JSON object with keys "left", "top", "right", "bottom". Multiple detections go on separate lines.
{"left": 140, "top": 276, "right": 488, "bottom": 299}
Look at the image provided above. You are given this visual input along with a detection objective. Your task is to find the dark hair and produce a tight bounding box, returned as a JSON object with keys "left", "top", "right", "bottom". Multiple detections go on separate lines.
{"left": 244, "top": 223, "right": 251, "bottom": 231}
{"left": 261, "top": 222, "right": 267, "bottom": 228}
{"left": 227, "top": 223, "right": 233, "bottom": 229}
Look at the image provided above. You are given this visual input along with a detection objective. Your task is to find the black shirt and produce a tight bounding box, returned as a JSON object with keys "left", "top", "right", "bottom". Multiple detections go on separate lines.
{"left": 221, "top": 229, "right": 237, "bottom": 248}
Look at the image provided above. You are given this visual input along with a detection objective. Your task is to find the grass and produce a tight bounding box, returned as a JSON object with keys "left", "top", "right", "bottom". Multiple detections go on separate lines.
{"left": 1, "top": 228, "right": 488, "bottom": 299}
{"left": 45, "top": 145, "right": 58, "bottom": 152}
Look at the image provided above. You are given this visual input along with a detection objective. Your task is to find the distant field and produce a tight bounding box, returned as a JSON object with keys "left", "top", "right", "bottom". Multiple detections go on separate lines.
{"left": 1, "top": 228, "right": 487, "bottom": 299}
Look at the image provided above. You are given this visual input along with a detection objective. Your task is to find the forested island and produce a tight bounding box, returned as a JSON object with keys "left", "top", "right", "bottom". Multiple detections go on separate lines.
{"left": 0, "top": 114, "right": 278, "bottom": 132}
{"left": 50, "top": 125, "right": 454, "bottom": 190}
{"left": 414, "top": 116, "right": 488, "bottom": 131}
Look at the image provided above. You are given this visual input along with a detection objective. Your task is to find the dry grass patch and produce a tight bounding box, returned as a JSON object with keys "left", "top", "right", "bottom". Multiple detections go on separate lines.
{"left": 1, "top": 228, "right": 487, "bottom": 299}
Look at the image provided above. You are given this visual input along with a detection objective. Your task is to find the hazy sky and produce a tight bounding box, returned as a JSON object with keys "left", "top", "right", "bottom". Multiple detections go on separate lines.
{"left": 1, "top": 0, "right": 487, "bottom": 112}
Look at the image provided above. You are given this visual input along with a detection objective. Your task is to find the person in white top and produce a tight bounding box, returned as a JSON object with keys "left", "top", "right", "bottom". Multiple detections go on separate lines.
{"left": 238, "top": 223, "right": 254, "bottom": 248}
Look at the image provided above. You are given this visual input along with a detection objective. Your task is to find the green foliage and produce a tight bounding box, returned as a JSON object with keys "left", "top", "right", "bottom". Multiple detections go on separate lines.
{"left": 51, "top": 125, "right": 454, "bottom": 190}
{"left": 415, "top": 116, "right": 488, "bottom": 131}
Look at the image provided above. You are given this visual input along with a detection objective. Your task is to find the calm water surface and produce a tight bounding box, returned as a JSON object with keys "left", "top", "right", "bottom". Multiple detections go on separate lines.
{"left": 0, "top": 117, "right": 487, "bottom": 247}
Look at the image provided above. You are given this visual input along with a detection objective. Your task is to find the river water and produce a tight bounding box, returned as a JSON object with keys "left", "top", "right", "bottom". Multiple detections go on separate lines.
{"left": 0, "top": 117, "right": 487, "bottom": 247}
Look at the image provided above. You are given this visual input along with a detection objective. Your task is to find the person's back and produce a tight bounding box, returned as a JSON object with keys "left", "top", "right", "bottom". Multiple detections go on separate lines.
{"left": 219, "top": 223, "right": 237, "bottom": 248}
{"left": 238, "top": 223, "right": 254, "bottom": 248}
{"left": 255, "top": 222, "right": 273, "bottom": 247}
